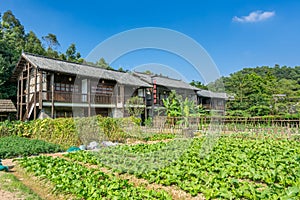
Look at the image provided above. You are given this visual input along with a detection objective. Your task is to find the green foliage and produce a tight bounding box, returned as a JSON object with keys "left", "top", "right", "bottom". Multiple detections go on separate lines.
{"left": 125, "top": 96, "right": 145, "bottom": 118}
{"left": 0, "top": 118, "right": 80, "bottom": 149}
{"left": 0, "top": 116, "right": 143, "bottom": 148}
{"left": 24, "top": 31, "right": 46, "bottom": 55}
{"left": 190, "top": 80, "right": 208, "bottom": 89}
{"left": 209, "top": 65, "right": 300, "bottom": 117}
{"left": 0, "top": 10, "right": 84, "bottom": 99}
{"left": 66, "top": 137, "right": 300, "bottom": 199}
{"left": 162, "top": 90, "right": 181, "bottom": 117}
{"left": 97, "top": 116, "right": 127, "bottom": 142}
{"left": 18, "top": 156, "right": 172, "bottom": 199}
{"left": 162, "top": 91, "right": 205, "bottom": 127}
{"left": 144, "top": 117, "right": 152, "bottom": 127}
{"left": 95, "top": 57, "right": 114, "bottom": 69}
{"left": 65, "top": 43, "right": 83, "bottom": 63}
{"left": 42, "top": 33, "right": 60, "bottom": 50}
{"left": 142, "top": 133, "right": 175, "bottom": 141}
{"left": 248, "top": 105, "right": 271, "bottom": 116}
{"left": 0, "top": 136, "right": 62, "bottom": 158}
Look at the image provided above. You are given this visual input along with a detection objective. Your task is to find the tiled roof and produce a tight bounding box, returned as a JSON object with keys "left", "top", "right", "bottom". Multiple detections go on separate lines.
{"left": 197, "top": 90, "right": 227, "bottom": 99}
{"left": 0, "top": 99, "right": 16, "bottom": 112}
{"left": 133, "top": 72, "right": 199, "bottom": 90}
{"left": 12, "top": 53, "right": 152, "bottom": 87}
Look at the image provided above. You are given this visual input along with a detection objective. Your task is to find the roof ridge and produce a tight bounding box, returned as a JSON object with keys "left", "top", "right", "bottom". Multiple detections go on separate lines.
{"left": 22, "top": 52, "right": 127, "bottom": 74}
{"left": 133, "top": 70, "right": 184, "bottom": 81}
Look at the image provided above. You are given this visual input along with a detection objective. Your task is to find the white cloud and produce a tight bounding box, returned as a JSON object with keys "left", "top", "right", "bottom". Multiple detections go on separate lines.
{"left": 233, "top": 10, "right": 275, "bottom": 23}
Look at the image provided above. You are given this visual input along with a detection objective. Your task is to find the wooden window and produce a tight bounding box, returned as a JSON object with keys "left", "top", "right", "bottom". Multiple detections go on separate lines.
{"left": 65, "top": 84, "right": 70, "bottom": 92}
{"left": 61, "top": 83, "right": 66, "bottom": 91}
{"left": 55, "top": 83, "right": 60, "bottom": 91}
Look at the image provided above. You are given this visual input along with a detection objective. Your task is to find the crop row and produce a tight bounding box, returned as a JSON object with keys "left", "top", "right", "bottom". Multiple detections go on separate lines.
{"left": 18, "top": 155, "right": 172, "bottom": 199}
{"left": 65, "top": 137, "right": 300, "bottom": 199}
{"left": 0, "top": 136, "right": 63, "bottom": 159}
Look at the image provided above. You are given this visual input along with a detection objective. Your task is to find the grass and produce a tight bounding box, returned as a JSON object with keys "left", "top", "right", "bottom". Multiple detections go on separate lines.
{"left": 0, "top": 171, "right": 42, "bottom": 200}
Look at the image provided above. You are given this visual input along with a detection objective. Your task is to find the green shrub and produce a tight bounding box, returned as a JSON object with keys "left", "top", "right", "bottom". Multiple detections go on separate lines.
{"left": 97, "top": 116, "right": 127, "bottom": 142}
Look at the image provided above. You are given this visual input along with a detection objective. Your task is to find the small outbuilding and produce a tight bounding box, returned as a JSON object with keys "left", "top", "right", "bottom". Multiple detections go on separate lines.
{"left": 0, "top": 99, "right": 17, "bottom": 121}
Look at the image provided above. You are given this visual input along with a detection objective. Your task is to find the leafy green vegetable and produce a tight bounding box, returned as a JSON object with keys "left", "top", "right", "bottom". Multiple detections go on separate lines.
{"left": 18, "top": 156, "right": 172, "bottom": 199}
{"left": 0, "top": 136, "right": 63, "bottom": 159}
{"left": 66, "top": 137, "right": 300, "bottom": 199}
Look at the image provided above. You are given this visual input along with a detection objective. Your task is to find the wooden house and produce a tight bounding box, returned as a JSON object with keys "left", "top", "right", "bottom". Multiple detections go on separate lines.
{"left": 197, "top": 90, "right": 227, "bottom": 114}
{"left": 132, "top": 72, "right": 200, "bottom": 118}
{"left": 11, "top": 53, "right": 151, "bottom": 121}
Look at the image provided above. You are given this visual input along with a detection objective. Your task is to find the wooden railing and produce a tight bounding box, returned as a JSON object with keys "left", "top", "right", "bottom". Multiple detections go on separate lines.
{"left": 46, "top": 91, "right": 112, "bottom": 104}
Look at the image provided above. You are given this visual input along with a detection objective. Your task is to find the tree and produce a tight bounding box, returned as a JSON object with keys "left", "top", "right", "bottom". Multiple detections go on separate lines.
{"left": 96, "top": 58, "right": 114, "bottom": 70}
{"left": 118, "top": 67, "right": 126, "bottom": 72}
{"left": 24, "top": 31, "right": 45, "bottom": 55}
{"left": 65, "top": 43, "right": 83, "bottom": 63}
{"left": 210, "top": 65, "right": 300, "bottom": 116}
{"left": 1, "top": 10, "right": 25, "bottom": 52}
{"left": 144, "top": 70, "right": 152, "bottom": 75}
{"left": 190, "top": 80, "right": 208, "bottom": 90}
{"left": 0, "top": 11, "right": 24, "bottom": 99}
{"left": 0, "top": 10, "right": 87, "bottom": 101}
{"left": 42, "top": 33, "right": 60, "bottom": 50}
{"left": 42, "top": 33, "right": 60, "bottom": 58}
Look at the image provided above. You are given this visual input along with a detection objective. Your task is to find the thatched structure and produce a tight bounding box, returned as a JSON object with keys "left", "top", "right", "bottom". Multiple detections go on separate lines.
{"left": 0, "top": 99, "right": 16, "bottom": 121}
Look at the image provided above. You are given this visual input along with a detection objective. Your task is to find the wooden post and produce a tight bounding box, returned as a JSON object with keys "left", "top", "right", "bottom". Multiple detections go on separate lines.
{"left": 51, "top": 73, "right": 55, "bottom": 118}
{"left": 39, "top": 71, "right": 43, "bottom": 109}
{"left": 20, "top": 72, "right": 23, "bottom": 120}
{"left": 26, "top": 63, "right": 30, "bottom": 120}
{"left": 120, "top": 85, "right": 125, "bottom": 116}
{"left": 33, "top": 68, "right": 37, "bottom": 120}
{"left": 17, "top": 78, "right": 20, "bottom": 120}
{"left": 87, "top": 79, "right": 91, "bottom": 117}
{"left": 144, "top": 88, "right": 147, "bottom": 120}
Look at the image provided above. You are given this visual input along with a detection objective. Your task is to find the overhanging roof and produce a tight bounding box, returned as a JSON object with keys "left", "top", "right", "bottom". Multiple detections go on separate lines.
{"left": 197, "top": 90, "right": 227, "bottom": 99}
{"left": 133, "top": 72, "right": 199, "bottom": 91}
{"left": 11, "top": 53, "right": 152, "bottom": 87}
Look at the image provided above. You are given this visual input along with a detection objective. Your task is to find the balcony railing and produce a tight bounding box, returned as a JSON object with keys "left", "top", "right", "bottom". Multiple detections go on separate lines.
{"left": 45, "top": 91, "right": 112, "bottom": 104}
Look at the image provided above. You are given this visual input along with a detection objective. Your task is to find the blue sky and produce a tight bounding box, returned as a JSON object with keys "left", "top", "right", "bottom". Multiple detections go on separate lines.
{"left": 1, "top": 0, "right": 300, "bottom": 83}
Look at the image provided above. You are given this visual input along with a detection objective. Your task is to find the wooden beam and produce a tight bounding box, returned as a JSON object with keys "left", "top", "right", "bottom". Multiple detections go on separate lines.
{"left": 33, "top": 67, "right": 37, "bottom": 120}
{"left": 51, "top": 73, "right": 55, "bottom": 118}
{"left": 17, "top": 78, "right": 20, "bottom": 120}
{"left": 120, "top": 85, "right": 125, "bottom": 116}
{"left": 20, "top": 72, "right": 23, "bottom": 120}
{"left": 88, "top": 79, "right": 91, "bottom": 117}
{"left": 26, "top": 63, "right": 30, "bottom": 120}
{"left": 39, "top": 71, "right": 43, "bottom": 109}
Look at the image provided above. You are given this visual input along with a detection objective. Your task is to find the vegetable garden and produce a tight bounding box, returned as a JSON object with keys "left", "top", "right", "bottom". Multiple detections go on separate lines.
{"left": 1, "top": 116, "right": 300, "bottom": 199}
{"left": 62, "top": 137, "right": 300, "bottom": 199}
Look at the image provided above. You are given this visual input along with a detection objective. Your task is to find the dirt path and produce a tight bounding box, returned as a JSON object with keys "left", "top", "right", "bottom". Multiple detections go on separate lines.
{"left": 0, "top": 160, "right": 21, "bottom": 200}
{"left": 0, "top": 189, "right": 24, "bottom": 200}
{"left": 1, "top": 153, "right": 68, "bottom": 200}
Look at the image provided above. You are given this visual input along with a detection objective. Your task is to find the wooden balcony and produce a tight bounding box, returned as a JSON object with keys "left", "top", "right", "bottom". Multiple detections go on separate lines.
{"left": 45, "top": 91, "right": 112, "bottom": 104}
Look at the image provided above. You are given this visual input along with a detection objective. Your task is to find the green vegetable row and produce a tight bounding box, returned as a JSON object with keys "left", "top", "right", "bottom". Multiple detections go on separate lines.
{"left": 0, "top": 136, "right": 63, "bottom": 159}
{"left": 142, "top": 133, "right": 175, "bottom": 141}
{"left": 66, "top": 137, "right": 300, "bottom": 199}
{"left": 18, "top": 155, "right": 172, "bottom": 199}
